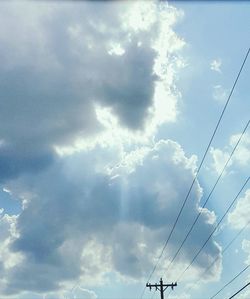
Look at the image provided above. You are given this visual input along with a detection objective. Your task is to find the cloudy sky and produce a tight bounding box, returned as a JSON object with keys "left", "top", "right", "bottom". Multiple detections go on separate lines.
{"left": 0, "top": 1, "right": 249, "bottom": 299}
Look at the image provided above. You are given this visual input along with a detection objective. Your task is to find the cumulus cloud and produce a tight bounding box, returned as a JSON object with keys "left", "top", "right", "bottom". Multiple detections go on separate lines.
{"left": 210, "top": 147, "right": 231, "bottom": 174}
{"left": 228, "top": 189, "right": 250, "bottom": 230}
{"left": 230, "top": 133, "right": 250, "bottom": 166}
{"left": 0, "top": 0, "right": 184, "bottom": 182}
{"left": 0, "top": 1, "right": 222, "bottom": 298}
{"left": 0, "top": 140, "right": 222, "bottom": 296}
{"left": 0, "top": 213, "right": 23, "bottom": 293}
{"left": 210, "top": 59, "right": 222, "bottom": 73}
{"left": 210, "top": 132, "right": 250, "bottom": 174}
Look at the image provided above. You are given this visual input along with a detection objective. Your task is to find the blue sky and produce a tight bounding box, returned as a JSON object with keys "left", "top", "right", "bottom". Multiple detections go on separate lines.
{"left": 0, "top": 1, "right": 249, "bottom": 299}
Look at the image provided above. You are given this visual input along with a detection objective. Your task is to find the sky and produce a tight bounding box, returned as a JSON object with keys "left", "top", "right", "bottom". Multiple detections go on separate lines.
{"left": 0, "top": 1, "right": 249, "bottom": 299}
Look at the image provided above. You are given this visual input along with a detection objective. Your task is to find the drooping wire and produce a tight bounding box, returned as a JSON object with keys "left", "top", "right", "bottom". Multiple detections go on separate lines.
{"left": 164, "top": 119, "right": 250, "bottom": 275}
{"left": 175, "top": 176, "right": 250, "bottom": 282}
{"left": 209, "top": 264, "right": 250, "bottom": 299}
{"left": 228, "top": 282, "right": 250, "bottom": 299}
{"left": 140, "top": 47, "right": 250, "bottom": 299}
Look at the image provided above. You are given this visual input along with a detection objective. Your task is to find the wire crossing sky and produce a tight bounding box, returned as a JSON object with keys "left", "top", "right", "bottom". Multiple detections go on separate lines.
{"left": 141, "top": 46, "right": 250, "bottom": 299}
{"left": 163, "top": 118, "right": 250, "bottom": 276}
{"left": 209, "top": 265, "right": 250, "bottom": 299}
{"left": 228, "top": 282, "right": 250, "bottom": 299}
{"left": 176, "top": 176, "right": 250, "bottom": 283}
{"left": 0, "top": 2, "right": 249, "bottom": 299}
{"left": 186, "top": 219, "right": 250, "bottom": 294}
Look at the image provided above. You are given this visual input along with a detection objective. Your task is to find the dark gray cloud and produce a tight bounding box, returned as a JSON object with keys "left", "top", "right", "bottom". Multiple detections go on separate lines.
{"left": 0, "top": 1, "right": 159, "bottom": 181}
{"left": 0, "top": 2, "right": 207, "bottom": 298}
{"left": 0, "top": 143, "right": 54, "bottom": 182}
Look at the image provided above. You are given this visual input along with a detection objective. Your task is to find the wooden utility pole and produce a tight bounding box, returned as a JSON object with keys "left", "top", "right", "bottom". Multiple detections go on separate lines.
{"left": 146, "top": 278, "right": 177, "bottom": 299}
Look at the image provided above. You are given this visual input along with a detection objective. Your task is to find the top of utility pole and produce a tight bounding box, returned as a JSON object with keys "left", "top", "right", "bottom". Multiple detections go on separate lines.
{"left": 146, "top": 278, "right": 177, "bottom": 299}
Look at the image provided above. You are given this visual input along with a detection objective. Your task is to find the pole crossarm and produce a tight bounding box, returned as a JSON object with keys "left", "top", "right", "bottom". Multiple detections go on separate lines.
{"left": 146, "top": 278, "right": 177, "bottom": 299}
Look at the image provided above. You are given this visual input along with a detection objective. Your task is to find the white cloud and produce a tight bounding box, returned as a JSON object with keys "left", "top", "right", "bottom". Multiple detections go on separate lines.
{"left": 210, "top": 59, "right": 222, "bottom": 73}
{"left": 210, "top": 132, "right": 250, "bottom": 174}
{"left": 228, "top": 190, "right": 250, "bottom": 230}
{"left": 121, "top": 1, "right": 157, "bottom": 33}
{"left": 230, "top": 133, "right": 250, "bottom": 166}
{"left": 210, "top": 147, "right": 231, "bottom": 174}
{"left": 0, "top": 214, "right": 24, "bottom": 293}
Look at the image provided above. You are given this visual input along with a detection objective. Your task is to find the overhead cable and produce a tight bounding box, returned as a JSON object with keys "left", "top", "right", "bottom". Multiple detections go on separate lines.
{"left": 228, "top": 282, "right": 250, "bottom": 299}
{"left": 187, "top": 219, "right": 250, "bottom": 294}
{"left": 176, "top": 176, "right": 250, "bottom": 282}
{"left": 140, "top": 47, "right": 250, "bottom": 299}
{"left": 209, "top": 265, "right": 250, "bottom": 299}
{"left": 164, "top": 119, "right": 250, "bottom": 275}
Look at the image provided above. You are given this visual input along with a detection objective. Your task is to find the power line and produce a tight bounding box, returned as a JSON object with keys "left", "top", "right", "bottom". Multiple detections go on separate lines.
{"left": 186, "top": 219, "right": 250, "bottom": 294}
{"left": 139, "top": 46, "right": 250, "bottom": 299}
{"left": 228, "top": 282, "right": 250, "bottom": 299}
{"left": 163, "top": 119, "right": 250, "bottom": 275}
{"left": 209, "top": 265, "right": 250, "bottom": 299}
{"left": 176, "top": 176, "right": 250, "bottom": 282}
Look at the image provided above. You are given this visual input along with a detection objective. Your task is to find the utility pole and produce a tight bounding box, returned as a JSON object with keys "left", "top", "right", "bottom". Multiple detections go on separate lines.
{"left": 146, "top": 278, "right": 177, "bottom": 299}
